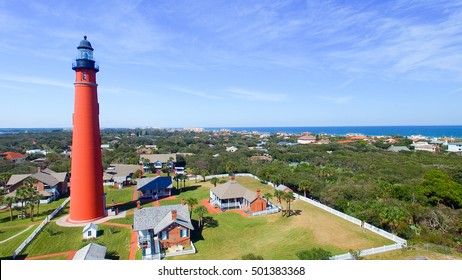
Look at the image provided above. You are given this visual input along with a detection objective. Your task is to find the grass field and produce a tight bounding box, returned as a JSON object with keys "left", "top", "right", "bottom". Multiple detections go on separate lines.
{"left": 22, "top": 222, "right": 132, "bottom": 260}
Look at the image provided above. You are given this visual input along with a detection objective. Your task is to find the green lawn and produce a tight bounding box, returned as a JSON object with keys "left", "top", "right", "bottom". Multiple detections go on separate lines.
{"left": 105, "top": 185, "right": 134, "bottom": 205}
{"left": 0, "top": 225, "right": 37, "bottom": 259}
{"left": 0, "top": 225, "right": 32, "bottom": 242}
{"left": 23, "top": 222, "right": 132, "bottom": 260}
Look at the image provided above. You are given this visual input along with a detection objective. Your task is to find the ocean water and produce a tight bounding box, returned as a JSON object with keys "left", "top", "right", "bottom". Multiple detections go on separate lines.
{"left": 1, "top": 126, "right": 461, "bottom": 138}
{"left": 204, "top": 126, "right": 462, "bottom": 138}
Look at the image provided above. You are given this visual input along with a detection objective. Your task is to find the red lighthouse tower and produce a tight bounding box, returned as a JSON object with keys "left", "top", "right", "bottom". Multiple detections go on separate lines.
{"left": 69, "top": 36, "right": 106, "bottom": 222}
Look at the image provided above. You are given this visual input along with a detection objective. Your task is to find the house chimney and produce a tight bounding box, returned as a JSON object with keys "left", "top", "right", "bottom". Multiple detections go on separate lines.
{"left": 36, "top": 167, "right": 41, "bottom": 173}
{"left": 181, "top": 198, "right": 185, "bottom": 205}
{"left": 172, "top": 210, "right": 177, "bottom": 220}
{"left": 136, "top": 200, "right": 140, "bottom": 210}
{"left": 256, "top": 188, "right": 261, "bottom": 197}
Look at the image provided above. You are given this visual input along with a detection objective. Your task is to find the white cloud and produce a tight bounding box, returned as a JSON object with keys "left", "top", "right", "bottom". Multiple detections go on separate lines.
{"left": 169, "top": 86, "right": 221, "bottom": 100}
{"left": 226, "top": 88, "right": 285, "bottom": 102}
{"left": 0, "top": 74, "right": 71, "bottom": 88}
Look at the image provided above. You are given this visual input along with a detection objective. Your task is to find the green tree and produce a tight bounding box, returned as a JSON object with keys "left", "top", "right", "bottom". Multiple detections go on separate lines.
{"left": 298, "top": 179, "right": 312, "bottom": 197}
{"left": 186, "top": 197, "right": 199, "bottom": 217}
{"left": 262, "top": 192, "right": 273, "bottom": 205}
{"left": 226, "top": 161, "right": 238, "bottom": 175}
{"left": 422, "top": 170, "right": 462, "bottom": 209}
{"left": 194, "top": 205, "right": 208, "bottom": 228}
{"left": 283, "top": 191, "right": 295, "bottom": 217}
{"left": 2, "top": 196, "right": 16, "bottom": 221}
{"left": 210, "top": 177, "right": 219, "bottom": 187}
{"left": 274, "top": 189, "right": 284, "bottom": 215}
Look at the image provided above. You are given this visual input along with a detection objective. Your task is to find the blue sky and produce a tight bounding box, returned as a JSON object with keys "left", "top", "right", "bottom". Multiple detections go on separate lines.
{"left": 1, "top": 0, "right": 462, "bottom": 128}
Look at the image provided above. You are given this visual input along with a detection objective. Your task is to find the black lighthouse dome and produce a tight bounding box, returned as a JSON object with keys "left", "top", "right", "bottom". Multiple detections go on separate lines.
{"left": 72, "top": 36, "right": 99, "bottom": 72}
{"left": 78, "top": 35, "right": 94, "bottom": 50}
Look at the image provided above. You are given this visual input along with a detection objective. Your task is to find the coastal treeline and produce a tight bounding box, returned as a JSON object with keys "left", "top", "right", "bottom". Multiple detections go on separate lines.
{"left": 1, "top": 128, "right": 461, "bottom": 251}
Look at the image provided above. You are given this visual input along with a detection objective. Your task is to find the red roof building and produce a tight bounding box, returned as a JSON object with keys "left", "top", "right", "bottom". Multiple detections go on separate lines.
{"left": 0, "top": 152, "right": 27, "bottom": 163}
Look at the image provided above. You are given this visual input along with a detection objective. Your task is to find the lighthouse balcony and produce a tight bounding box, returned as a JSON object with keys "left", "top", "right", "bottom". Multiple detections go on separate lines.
{"left": 72, "top": 59, "right": 99, "bottom": 71}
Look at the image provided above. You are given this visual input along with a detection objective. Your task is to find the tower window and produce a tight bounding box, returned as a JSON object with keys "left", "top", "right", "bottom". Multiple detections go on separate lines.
{"left": 82, "top": 73, "right": 87, "bottom": 80}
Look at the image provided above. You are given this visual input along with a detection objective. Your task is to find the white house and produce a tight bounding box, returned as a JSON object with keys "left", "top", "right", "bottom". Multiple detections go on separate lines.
{"left": 448, "top": 143, "right": 462, "bottom": 153}
{"left": 297, "top": 135, "right": 317, "bottom": 144}
{"left": 411, "top": 142, "right": 437, "bottom": 152}
{"left": 82, "top": 223, "right": 98, "bottom": 240}
{"left": 226, "top": 146, "right": 238, "bottom": 152}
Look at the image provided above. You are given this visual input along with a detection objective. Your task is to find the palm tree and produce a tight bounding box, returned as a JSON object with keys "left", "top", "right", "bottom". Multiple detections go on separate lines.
{"left": 283, "top": 191, "right": 295, "bottom": 217}
{"left": 2, "top": 196, "right": 15, "bottom": 221}
{"left": 175, "top": 174, "right": 181, "bottom": 191}
{"left": 27, "top": 188, "right": 40, "bottom": 221}
{"left": 210, "top": 177, "right": 219, "bottom": 187}
{"left": 194, "top": 205, "right": 208, "bottom": 228}
{"left": 298, "top": 180, "right": 312, "bottom": 197}
{"left": 274, "top": 190, "right": 284, "bottom": 215}
{"left": 185, "top": 197, "right": 199, "bottom": 217}
{"left": 262, "top": 192, "right": 273, "bottom": 205}
{"left": 15, "top": 186, "right": 29, "bottom": 219}
{"left": 0, "top": 172, "right": 11, "bottom": 189}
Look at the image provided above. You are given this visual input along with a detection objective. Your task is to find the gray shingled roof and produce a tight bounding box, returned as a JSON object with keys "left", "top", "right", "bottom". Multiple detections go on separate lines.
{"left": 7, "top": 174, "right": 31, "bottom": 186}
{"left": 211, "top": 181, "right": 257, "bottom": 202}
{"left": 6, "top": 168, "right": 67, "bottom": 187}
{"left": 73, "top": 243, "right": 107, "bottom": 260}
{"left": 104, "top": 164, "right": 140, "bottom": 180}
{"left": 140, "top": 153, "right": 177, "bottom": 163}
{"left": 31, "top": 172, "right": 59, "bottom": 186}
{"left": 133, "top": 204, "right": 193, "bottom": 234}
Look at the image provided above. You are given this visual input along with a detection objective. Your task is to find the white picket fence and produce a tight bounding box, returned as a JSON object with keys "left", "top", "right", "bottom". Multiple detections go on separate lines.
{"left": 251, "top": 207, "right": 279, "bottom": 216}
{"left": 12, "top": 197, "right": 70, "bottom": 259}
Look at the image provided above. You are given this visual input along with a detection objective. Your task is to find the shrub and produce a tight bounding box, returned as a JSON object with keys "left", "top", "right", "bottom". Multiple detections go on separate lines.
{"left": 296, "top": 247, "right": 332, "bottom": 260}
{"left": 241, "top": 253, "right": 264, "bottom": 260}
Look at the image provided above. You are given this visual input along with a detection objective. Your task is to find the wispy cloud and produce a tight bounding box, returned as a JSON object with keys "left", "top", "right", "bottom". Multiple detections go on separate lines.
{"left": 226, "top": 88, "right": 285, "bottom": 102}
{"left": 333, "top": 78, "right": 356, "bottom": 90}
{"left": 0, "top": 74, "right": 71, "bottom": 88}
{"left": 169, "top": 86, "right": 222, "bottom": 100}
{"left": 318, "top": 95, "right": 355, "bottom": 104}
{"left": 448, "top": 87, "right": 462, "bottom": 95}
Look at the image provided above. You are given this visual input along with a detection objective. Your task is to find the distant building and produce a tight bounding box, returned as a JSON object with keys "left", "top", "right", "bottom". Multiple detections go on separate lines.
{"left": 411, "top": 142, "right": 437, "bottom": 152}
{"left": 0, "top": 152, "right": 27, "bottom": 163}
{"left": 448, "top": 143, "right": 462, "bottom": 153}
{"left": 226, "top": 146, "right": 238, "bottom": 152}
{"left": 297, "top": 135, "right": 317, "bottom": 144}
{"left": 6, "top": 168, "right": 69, "bottom": 203}
{"left": 103, "top": 164, "right": 141, "bottom": 188}
{"left": 387, "top": 145, "right": 411, "bottom": 152}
